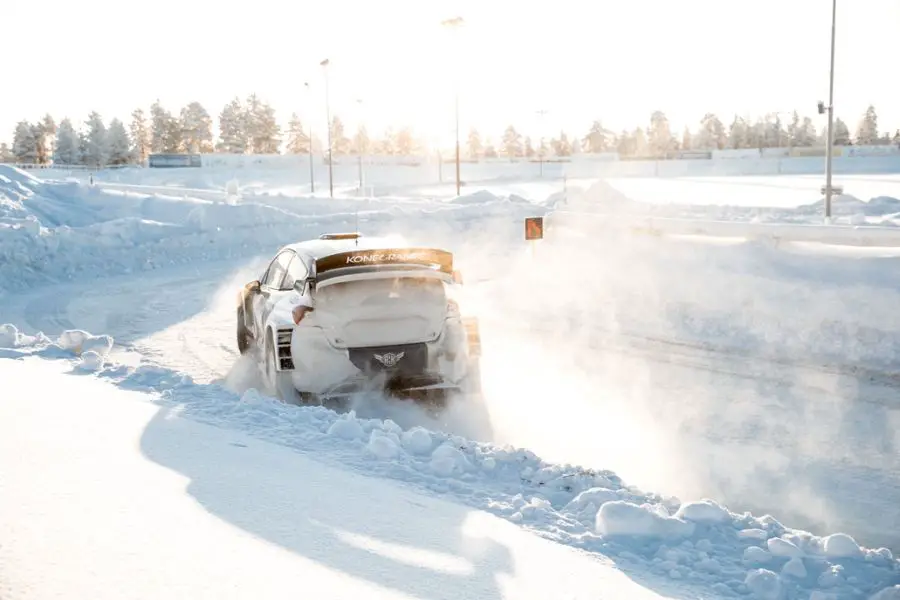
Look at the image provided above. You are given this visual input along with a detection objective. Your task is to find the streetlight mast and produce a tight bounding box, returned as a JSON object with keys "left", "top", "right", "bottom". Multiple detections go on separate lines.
{"left": 320, "top": 58, "right": 334, "bottom": 198}
{"left": 824, "top": 0, "right": 837, "bottom": 222}
{"left": 441, "top": 16, "right": 464, "bottom": 197}
{"left": 304, "top": 81, "right": 314, "bottom": 194}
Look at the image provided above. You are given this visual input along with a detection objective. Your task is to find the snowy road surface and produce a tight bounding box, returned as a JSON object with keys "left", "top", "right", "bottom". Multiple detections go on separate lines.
{"left": 0, "top": 357, "right": 674, "bottom": 600}
{"left": 2, "top": 247, "right": 899, "bottom": 553}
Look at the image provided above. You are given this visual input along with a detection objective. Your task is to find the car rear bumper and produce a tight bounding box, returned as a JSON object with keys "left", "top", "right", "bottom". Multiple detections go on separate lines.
{"left": 289, "top": 322, "right": 474, "bottom": 397}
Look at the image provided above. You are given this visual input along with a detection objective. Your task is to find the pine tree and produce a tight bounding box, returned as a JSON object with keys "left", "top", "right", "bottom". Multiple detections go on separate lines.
{"left": 856, "top": 105, "right": 879, "bottom": 145}
{"left": 129, "top": 109, "right": 151, "bottom": 163}
{"left": 0, "top": 143, "right": 13, "bottom": 162}
{"left": 150, "top": 100, "right": 173, "bottom": 153}
{"left": 681, "top": 126, "right": 693, "bottom": 150}
{"left": 648, "top": 111, "right": 673, "bottom": 156}
{"left": 466, "top": 128, "right": 482, "bottom": 159}
{"left": 582, "top": 121, "right": 612, "bottom": 153}
{"left": 12, "top": 121, "right": 38, "bottom": 163}
{"left": 501, "top": 125, "right": 523, "bottom": 158}
{"left": 217, "top": 98, "right": 248, "bottom": 154}
{"left": 106, "top": 118, "right": 131, "bottom": 165}
{"left": 353, "top": 125, "right": 370, "bottom": 155}
{"left": 245, "top": 94, "right": 281, "bottom": 153}
{"left": 285, "top": 113, "right": 311, "bottom": 154}
{"left": 697, "top": 113, "right": 726, "bottom": 150}
{"left": 523, "top": 136, "right": 535, "bottom": 158}
{"left": 36, "top": 114, "right": 57, "bottom": 164}
{"left": 395, "top": 128, "right": 414, "bottom": 155}
{"left": 180, "top": 102, "right": 213, "bottom": 153}
{"left": 82, "top": 112, "right": 108, "bottom": 167}
{"left": 552, "top": 131, "right": 571, "bottom": 156}
{"left": 53, "top": 118, "right": 81, "bottom": 165}
{"left": 832, "top": 118, "right": 851, "bottom": 145}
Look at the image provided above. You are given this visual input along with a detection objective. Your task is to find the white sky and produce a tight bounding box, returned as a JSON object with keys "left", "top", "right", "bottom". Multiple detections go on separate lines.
{"left": 3, "top": 0, "right": 897, "bottom": 147}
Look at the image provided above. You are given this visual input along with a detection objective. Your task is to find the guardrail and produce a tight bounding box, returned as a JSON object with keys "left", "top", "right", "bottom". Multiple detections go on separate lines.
{"left": 547, "top": 210, "right": 900, "bottom": 247}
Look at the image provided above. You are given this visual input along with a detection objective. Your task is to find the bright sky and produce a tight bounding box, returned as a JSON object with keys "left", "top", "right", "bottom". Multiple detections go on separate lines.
{"left": 3, "top": 0, "right": 898, "bottom": 148}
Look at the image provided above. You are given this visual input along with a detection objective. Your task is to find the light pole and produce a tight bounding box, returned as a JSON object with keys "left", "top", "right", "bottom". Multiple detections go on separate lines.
{"left": 320, "top": 58, "right": 334, "bottom": 198}
{"left": 355, "top": 97, "right": 364, "bottom": 194}
{"left": 304, "top": 81, "right": 314, "bottom": 194}
{"left": 441, "top": 16, "right": 464, "bottom": 196}
{"left": 536, "top": 108, "right": 548, "bottom": 177}
{"left": 821, "top": 0, "right": 837, "bottom": 222}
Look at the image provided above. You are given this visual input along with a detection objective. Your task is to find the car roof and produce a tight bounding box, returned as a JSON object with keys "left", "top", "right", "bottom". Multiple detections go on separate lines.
{"left": 280, "top": 234, "right": 417, "bottom": 260}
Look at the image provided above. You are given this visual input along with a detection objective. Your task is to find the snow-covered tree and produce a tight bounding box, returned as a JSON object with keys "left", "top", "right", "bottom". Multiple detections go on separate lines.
{"left": 217, "top": 98, "right": 248, "bottom": 153}
{"left": 648, "top": 111, "right": 674, "bottom": 156}
{"left": 482, "top": 138, "right": 498, "bottom": 158}
{"left": 327, "top": 116, "right": 351, "bottom": 155}
{"left": 245, "top": 93, "right": 281, "bottom": 154}
{"left": 832, "top": 118, "right": 851, "bottom": 145}
{"left": 285, "top": 113, "right": 311, "bottom": 154}
{"left": 582, "top": 120, "right": 613, "bottom": 153}
{"left": 82, "top": 111, "right": 108, "bottom": 167}
{"left": 106, "top": 118, "right": 131, "bottom": 165}
{"left": 501, "top": 125, "right": 522, "bottom": 158}
{"left": 681, "top": 126, "right": 693, "bottom": 150}
{"left": 523, "top": 136, "right": 535, "bottom": 158}
{"left": 0, "top": 143, "right": 13, "bottom": 162}
{"left": 856, "top": 105, "right": 879, "bottom": 145}
{"left": 36, "top": 114, "right": 56, "bottom": 164}
{"left": 378, "top": 127, "right": 396, "bottom": 155}
{"left": 696, "top": 113, "right": 727, "bottom": 150}
{"left": 150, "top": 100, "right": 174, "bottom": 153}
{"left": 12, "top": 121, "right": 38, "bottom": 163}
{"left": 53, "top": 118, "right": 82, "bottom": 165}
{"left": 466, "top": 128, "right": 482, "bottom": 159}
{"left": 129, "top": 109, "right": 151, "bottom": 163}
{"left": 728, "top": 116, "right": 750, "bottom": 149}
{"left": 395, "top": 127, "right": 414, "bottom": 155}
{"left": 180, "top": 101, "right": 213, "bottom": 153}
{"left": 352, "top": 124, "right": 370, "bottom": 155}
{"left": 551, "top": 131, "right": 571, "bottom": 156}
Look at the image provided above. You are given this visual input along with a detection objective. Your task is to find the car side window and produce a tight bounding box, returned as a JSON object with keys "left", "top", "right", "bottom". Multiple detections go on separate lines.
{"left": 282, "top": 255, "right": 309, "bottom": 291}
{"left": 263, "top": 252, "right": 291, "bottom": 288}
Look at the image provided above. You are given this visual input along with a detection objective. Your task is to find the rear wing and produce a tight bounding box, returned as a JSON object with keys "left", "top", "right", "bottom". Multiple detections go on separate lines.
{"left": 313, "top": 248, "right": 454, "bottom": 283}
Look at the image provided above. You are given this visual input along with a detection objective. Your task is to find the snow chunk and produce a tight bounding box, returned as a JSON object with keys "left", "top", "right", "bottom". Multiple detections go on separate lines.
{"left": 57, "top": 329, "right": 114, "bottom": 357}
{"left": 366, "top": 429, "right": 400, "bottom": 460}
{"left": 674, "top": 498, "right": 731, "bottom": 524}
{"left": 564, "top": 487, "right": 620, "bottom": 515}
{"left": 0, "top": 323, "right": 19, "bottom": 347}
{"left": 767, "top": 536, "right": 804, "bottom": 558}
{"left": 429, "top": 443, "right": 468, "bottom": 476}
{"left": 327, "top": 415, "right": 365, "bottom": 441}
{"left": 822, "top": 533, "right": 863, "bottom": 559}
{"left": 739, "top": 528, "right": 770, "bottom": 541}
{"left": 596, "top": 501, "right": 695, "bottom": 539}
{"left": 744, "top": 568, "right": 782, "bottom": 600}
{"left": 743, "top": 546, "right": 771, "bottom": 565}
{"left": 76, "top": 350, "right": 105, "bottom": 372}
{"left": 400, "top": 426, "right": 433, "bottom": 455}
{"left": 781, "top": 556, "right": 807, "bottom": 579}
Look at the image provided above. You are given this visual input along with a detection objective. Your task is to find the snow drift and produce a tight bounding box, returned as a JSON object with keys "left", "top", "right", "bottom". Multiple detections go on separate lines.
{"left": 1, "top": 325, "right": 899, "bottom": 600}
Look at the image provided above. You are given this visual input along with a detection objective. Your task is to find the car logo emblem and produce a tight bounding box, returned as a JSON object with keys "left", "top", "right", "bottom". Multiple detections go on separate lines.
{"left": 373, "top": 352, "right": 405, "bottom": 367}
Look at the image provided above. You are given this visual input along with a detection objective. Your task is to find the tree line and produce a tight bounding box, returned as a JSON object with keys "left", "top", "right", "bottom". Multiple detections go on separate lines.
{"left": 2, "top": 96, "right": 898, "bottom": 167}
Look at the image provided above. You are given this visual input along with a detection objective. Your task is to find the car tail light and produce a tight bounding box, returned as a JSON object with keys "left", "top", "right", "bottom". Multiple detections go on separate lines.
{"left": 292, "top": 305, "right": 313, "bottom": 324}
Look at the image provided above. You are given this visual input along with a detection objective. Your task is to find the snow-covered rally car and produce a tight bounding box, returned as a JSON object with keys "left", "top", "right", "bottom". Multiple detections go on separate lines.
{"left": 236, "top": 232, "right": 482, "bottom": 409}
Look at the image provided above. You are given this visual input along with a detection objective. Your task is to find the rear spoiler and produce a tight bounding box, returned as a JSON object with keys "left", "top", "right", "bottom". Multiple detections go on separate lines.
{"left": 313, "top": 248, "right": 454, "bottom": 283}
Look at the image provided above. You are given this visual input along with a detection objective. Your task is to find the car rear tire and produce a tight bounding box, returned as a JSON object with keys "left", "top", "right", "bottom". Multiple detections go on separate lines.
{"left": 237, "top": 307, "right": 253, "bottom": 355}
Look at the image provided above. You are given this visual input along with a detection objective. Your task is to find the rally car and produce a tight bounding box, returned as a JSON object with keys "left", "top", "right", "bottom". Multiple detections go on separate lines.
{"left": 236, "top": 232, "right": 482, "bottom": 410}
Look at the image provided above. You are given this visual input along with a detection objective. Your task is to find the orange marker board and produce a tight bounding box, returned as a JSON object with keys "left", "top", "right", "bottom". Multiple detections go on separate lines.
{"left": 525, "top": 217, "right": 544, "bottom": 241}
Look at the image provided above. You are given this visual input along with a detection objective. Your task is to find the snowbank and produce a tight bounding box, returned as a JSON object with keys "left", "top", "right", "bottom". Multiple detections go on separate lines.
{"left": 3, "top": 324, "right": 899, "bottom": 600}
{"left": 0, "top": 164, "right": 557, "bottom": 294}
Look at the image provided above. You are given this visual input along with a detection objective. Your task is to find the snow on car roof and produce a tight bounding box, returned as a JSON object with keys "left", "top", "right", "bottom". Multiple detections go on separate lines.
{"left": 281, "top": 234, "right": 417, "bottom": 260}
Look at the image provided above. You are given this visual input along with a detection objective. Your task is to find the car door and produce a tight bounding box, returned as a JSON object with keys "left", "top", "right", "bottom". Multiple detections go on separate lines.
{"left": 252, "top": 250, "right": 293, "bottom": 335}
